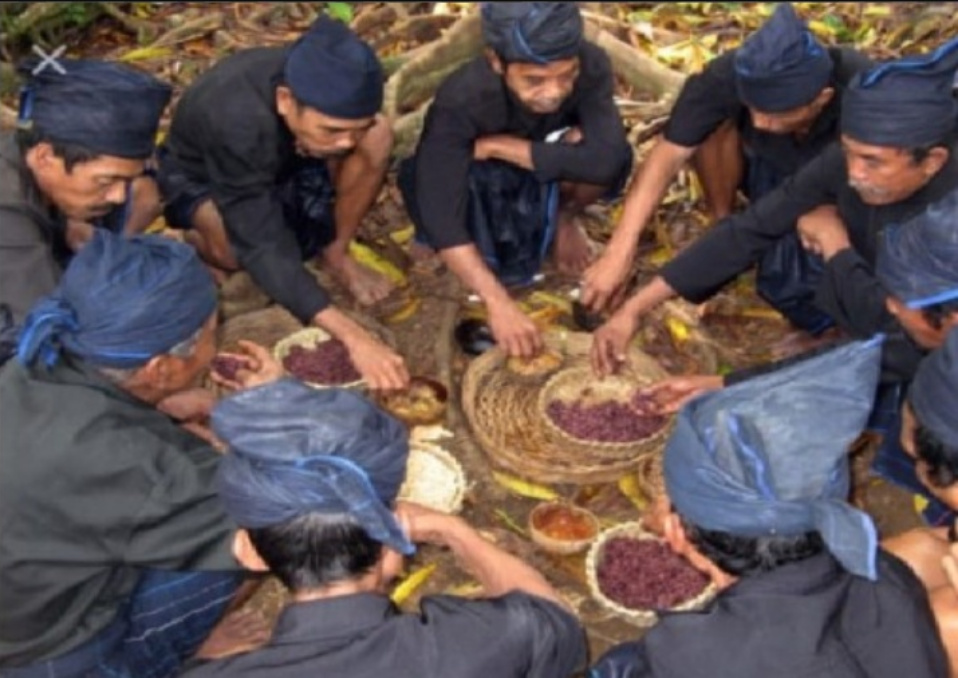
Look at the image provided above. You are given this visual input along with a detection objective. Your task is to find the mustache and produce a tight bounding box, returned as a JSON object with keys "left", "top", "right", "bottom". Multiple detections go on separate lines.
{"left": 848, "top": 180, "right": 890, "bottom": 198}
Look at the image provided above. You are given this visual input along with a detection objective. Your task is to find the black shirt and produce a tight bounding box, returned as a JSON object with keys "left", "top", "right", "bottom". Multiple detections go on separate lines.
{"left": 163, "top": 47, "right": 330, "bottom": 324}
{"left": 661, "top": 143, "right": 958, "bottom": 383}
{"left": 0, "top": 357, "right": 237, "bottom": 666}
{"left": 592, "top": 550, "right": 948, "bottom": 678}
{"left": 411, "top": 44, "right": 632, "bottom": 250}
{"left": 180, "top": 591, "right": 587, "bottom": 678}
{"left": 664, "top": 47, "right": 871, "bottom": 178}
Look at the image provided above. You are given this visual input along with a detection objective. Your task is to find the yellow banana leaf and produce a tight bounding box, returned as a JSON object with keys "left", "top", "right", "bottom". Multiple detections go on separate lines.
{"left": 119, "top": 46, "right": 173, "bottom": 62}
{"left": 391, "top": 563, "right": 438, "bottom": 605}
{"left": 618, "top": 474, "right": 648, "bottom": 512}
{"left": 492, "top": 471, "right": 559, "bottom": 501}
{"left": 389, "top": 225, "right": 416, "bottom": 246}
{"left": 349, "top": 241, "right": 407, "bottom": 286}
{"left": 385, "top": 296, "right": 421, "bottom": 325}
{"left": 665, "top": 316, "right": 691, "bottom": 344}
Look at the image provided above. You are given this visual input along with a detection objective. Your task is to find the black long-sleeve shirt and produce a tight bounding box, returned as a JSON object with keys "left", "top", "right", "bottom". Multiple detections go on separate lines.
{"left": 163, "top": 47, "right": 330, "bottom": 324}
{"left": 661, "top": 143, "right": 958, "bottom": 383}
{"left": 412, "top": 43, "right": 632, "bottom": 250}
{"left": 663, "top": 47, "right": 871, "bottom": 177}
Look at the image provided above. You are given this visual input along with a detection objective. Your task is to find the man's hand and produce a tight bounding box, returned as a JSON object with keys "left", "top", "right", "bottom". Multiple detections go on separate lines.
{"left": 487, "top": 296, "right": 543, "bottom": 358}
{"left": 210, "top": 340, "right": 286, "bottom": 392}
{"left": 797, "top": 205, "right": 851, "bottom": 260}
{"left": 157, "top": 387, "right": 217, "bottom": 422}
{"left": 581, "top": 247, "right": 633, "bottom": 313}
{"left": 591, "top": 309, "right": 640, "bottom": 377}
{"left": 640, "top": 375, "right": 724, "bottom": 414}
{"left": 394, "top": 501, "right": 464, "bottom": 546}
{"left": 346, "top": 334, "right": 410, "bottom": 392}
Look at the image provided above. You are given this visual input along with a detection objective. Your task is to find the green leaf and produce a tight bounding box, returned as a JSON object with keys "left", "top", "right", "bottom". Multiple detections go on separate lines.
{"left": 326, "top": 2, "right": 353, "bottom": 23}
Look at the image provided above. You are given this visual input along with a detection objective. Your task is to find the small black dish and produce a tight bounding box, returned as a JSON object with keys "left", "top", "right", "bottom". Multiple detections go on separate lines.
{"left": 572, "top": 300, "right": 606, "bottom": 333}
{"left": 455, "top": 319, "right": 496, "bottom": 356}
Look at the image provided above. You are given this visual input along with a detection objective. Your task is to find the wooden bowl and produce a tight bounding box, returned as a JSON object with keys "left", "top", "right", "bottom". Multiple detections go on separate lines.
{"left": 376, "top": 376, "right": 449, "bottom": 427}
{"left": 528, "top": 501, "right": 600, "bottom": 555}
{"left": 273, "top": 327, "right": 364, "bottom": 390}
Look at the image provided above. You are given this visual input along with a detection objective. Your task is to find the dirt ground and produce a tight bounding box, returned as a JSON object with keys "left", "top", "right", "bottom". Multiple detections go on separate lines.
{"left": 210, "top": 173, "right": 924, "bottom": 664}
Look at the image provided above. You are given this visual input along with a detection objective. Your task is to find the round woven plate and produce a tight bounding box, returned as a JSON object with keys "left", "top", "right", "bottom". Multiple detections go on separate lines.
{"left": 585, "top": 522, "right": 718, "bottom": 627}
{"left": 537, "top": 366, "right": 673, "bottom": 461}
{"left": 461, "top": 331, "right": 672, "bottom": 484}
{"left": 273, "top": 327, "right": 365, "bottom": 390}
{"left": 397, "top": 444, "right": 467, "bottom": 514}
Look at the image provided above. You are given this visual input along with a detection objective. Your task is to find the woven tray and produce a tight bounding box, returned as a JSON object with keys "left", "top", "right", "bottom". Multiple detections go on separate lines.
{"left": 585, "top": 522, "right": 718, "bottom": 627}
{"left": 273, "top": 327, "right": 365, "bottom": 390}
{"left": 397, "top": 444, "right": 467, "bottom": 514}
{"left": 460, "top": 331, "right": 672, "bottom": 484}
{"left": 537, "top": 366, "right": 673, "bottom": 462}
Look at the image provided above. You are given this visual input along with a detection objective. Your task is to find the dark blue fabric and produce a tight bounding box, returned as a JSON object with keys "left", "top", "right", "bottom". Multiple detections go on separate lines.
{"left": 15, "top": 230, "right": 216, "bottom": 369}
{"left": 733, "top": 3, "right": 833, "bottom": 112}
{"left": 284, "top": 16, "right": 383, "bottom": 119}
{"left": 17, "top": 59, "right": 170, "bottom": 158}
{"left": 842, "top": 36, "right": 958, "bottom": 147}
{"left": 745, "top": 151, "right": 834, "bottom": 335}
{"left": 0, "top": 570, "right": 241, "bottom": 678}
{"left": 213, "top": 379, "right": 415, "bottom": 555}
{"left": 911, "top": 329, "right": 958, "bottom": 450}
{"left": 399, "top": 156, "right": 560, "bottom": 288}
{"left": 480, "top": 2, "right": 583, "bottom": 64}
{"left": 877, "top": 188, "right": 958, "bottom": 309}
{"left": 664, "top": 337, "right": 883, "bottom": 579}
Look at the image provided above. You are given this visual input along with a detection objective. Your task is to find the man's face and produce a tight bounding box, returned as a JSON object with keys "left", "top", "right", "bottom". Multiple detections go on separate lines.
{"left": 30, "top": 143, "right": 143, "bottom": 221}
{"left": 842, "top": 135, "right": 946, "bottom": 206}
{"left": 747, "top": 88, "right": 833, "bottom": 136}
{"left": 492, "top": 55, "right": 580, "bottom": 115}
{"left": 276, "top": 87, "right": 376, "bottom": 159}
{"left": 161, "top": 314, "right": 219, "bottom": 397}
{"left": 886, "top": 296, "right": 958, "bottom": 350}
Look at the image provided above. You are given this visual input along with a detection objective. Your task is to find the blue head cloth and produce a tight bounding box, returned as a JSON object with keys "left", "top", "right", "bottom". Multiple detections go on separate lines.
{"left": 734, "top": 3, "right": 833, "bottom": 112}
{"left": 16, "top": 230, "right": 216, "bottom": 370}
{"left": 664, "top": 337, "right": 884, "bottom": 580}
{"left": 284, "top": 15, "right": 384, "bottom": 119}
{"left": 17, "top": 58, "right": 171, "bottom": 159}
{"left": 481, "top": 2, "right": 583, "bottom": 65}
{"left": 842, "top": 37, "right": 958, "bottom": 147}
{"left": 911, "top": 329, "right": 958, "bottom": 450}
{"left": 212, "top": 379, "right": 415, "bottom": 555}
{"left": 877, "top": 189, "right": 958, "bottom": 310}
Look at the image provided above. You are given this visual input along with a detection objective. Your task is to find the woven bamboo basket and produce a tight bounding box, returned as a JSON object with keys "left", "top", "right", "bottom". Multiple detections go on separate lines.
{"left": 537, "top": 366, "right": 673, "bottom": 461}
{"left": 586, "top": 522, "right": 718, "bottom": 627}
{"left": 460, "top": 331, "right": 674, "bottom": 484}
{"left": 397, "top": 444, "right": 467, "bottom": 514}
{"left": 273, "top": 327, "right": 365, "bottom": 390}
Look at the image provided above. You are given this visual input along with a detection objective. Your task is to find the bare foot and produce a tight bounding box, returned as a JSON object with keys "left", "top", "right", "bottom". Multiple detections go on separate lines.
{"left": 194, "top": 609, "right": 271, "bottom": 661}
{"left": 552, "top": 212, "right": 593, "bottom": 276}
{"left": 326, "top": 253, "right": 395, "bottom": 307}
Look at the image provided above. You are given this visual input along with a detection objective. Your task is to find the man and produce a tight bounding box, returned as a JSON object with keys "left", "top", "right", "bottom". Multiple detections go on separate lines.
{"left": 592, "top": 37, "right": 958, "bottom": 379}
{"left": 591, "top": 338, "right": 948, "bottom": 678}
{"left": 0, "top": 232, "right": 271, "bottom": 676}
{"left": 157, "top": 16, "right": 408, "bottom": 390}
{"left": 179, "top": 379, "right": 588, "bottom": 677}
{"left": 882, "top": 329, "right": 958, "bottom": 674}
{"left": 582, "top": 3, "right": 870, "bottom": 334}
{"left": 637, "top": 185, "right": 958, "bottom": 415}
{"left": 399, "top": 2, "right": 633, "bottom": 358}
{"left": 0, "top": 58, "right": 170, "bottom": 326}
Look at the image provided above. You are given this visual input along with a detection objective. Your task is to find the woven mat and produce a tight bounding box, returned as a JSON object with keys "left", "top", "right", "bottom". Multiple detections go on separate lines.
{"left": 461, "top": 331, "right": 671, "bottom": 484}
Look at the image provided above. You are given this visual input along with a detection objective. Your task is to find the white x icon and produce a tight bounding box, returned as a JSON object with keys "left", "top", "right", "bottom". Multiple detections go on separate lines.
{"left": 31, "top": 44, "right": 67, "bottom": 76}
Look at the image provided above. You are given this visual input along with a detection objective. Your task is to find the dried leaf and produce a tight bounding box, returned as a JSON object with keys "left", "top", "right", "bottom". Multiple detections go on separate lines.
{"left": 119, "top": 46, "right": 173, "bottom": 62}
{"left": 494, "top": 508, "right": 529, "bottom": 537}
